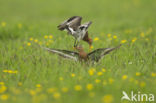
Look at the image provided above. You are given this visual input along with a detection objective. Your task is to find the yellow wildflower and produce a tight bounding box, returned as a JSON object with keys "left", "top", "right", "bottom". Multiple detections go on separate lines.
{"left": 122, "top": 75, "right": 128, "bottom": 80}
{"left": 0, "top": 85, "right": 7, "bottom": 93}
{"left": 74, "top": 85, "right": 82, "bottom": 91}
{"left": 132, "top": 38, "right": 137, "bottom": 43}
{"left": 0, "top": 94, "right": 8, "bottom": 101}
{"left": 145, "top": 38, "right": 149, "bottom": 41}
{"left": 97, "top": 72, "right": 103, "bottom": 76}
{"left": 95, "top": 79, "right": 101, "bottom": 83}
{"left": 44, "top": 35, "right": 48, "bottom": 39}
{"left": 140, "top": 82, "right": 146, "bottom": 87}
{"left": 61, "top": 87, "right": 68, "bottom": 93}
{"left": 90, "top": 45, "right": 94, "bottom": 49}
{"left": 88, "top": 69, "right": 95, "bottom": 76}
{"left": 18, "top": 82, "right": 22, "bottom": 86}
{"left": 151, "top": 72, "right": 156, "bottom": 77}
{"left": 86, "top": 84, "right": 93, "bottom": 91}
{"left": 140, "top": 32, "right": 145, "bottom": 37}
{"left": 120, "top": 40, "right": 127, "bottom": 44}
{"left": 59, "top": 77, "right": 64, "bottom": 81}
{"left": 53, "top": 92, "right": 60, "bottom": 99}
{"left": 29, "top": 90, "right": 36, "bottom": 96}
{"left": 49, "top": 35, "right": 53, "bottom": 39}
{"left": 1, "top": 22, "right": 6, "bottom": 27}
{"left": 107, "top": 33, "right": 111, "bottom": 37}
{"left": 102, "top": 68, "right": 106, "bottom": 72}
{"left": 34, "top": 39, "right": 38, "bottom": 43}
{"left": 102, "top": 95, "right": 113, "bottom": 103}
{"left": 0, "top": 82, "right": 4, "bottom": 85}
{"left": 136, "top": 72, "right": 141, "bottom": 76}
{"left": 71, "top": 73, "right": 75, "bottom": 77}
{"left": 94, "top": 37, "right": 99, "bottom": 41}
{"left": 29, "top": 37, "right": 33, "bottom": 41}
{"left": 113, "top": 35, "right": 117, "bottom": 39}
{"left": 36, "top": 84, "right": 41, "bottom": 88}
{"left": 39, "top": 42, "right": 42, "bottom": 45}
{"left": 27, "top": 42, "right": 31, "bottom": 46}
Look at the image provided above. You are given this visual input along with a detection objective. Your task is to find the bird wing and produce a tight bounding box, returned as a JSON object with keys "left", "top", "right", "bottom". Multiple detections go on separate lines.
{"left": 87, "top": 44, "right": 121, "bottom": 62}
{"left": 57, "top": 16, "right": 82, "bottom": 31}
{"left": 79, "top": 21, "right": 92, "bottom": 30}
{"left": 42, "top": 47, "right": 79, "bottom": 61}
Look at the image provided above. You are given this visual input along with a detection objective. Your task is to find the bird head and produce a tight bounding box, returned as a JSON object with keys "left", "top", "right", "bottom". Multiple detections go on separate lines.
{"left": 75, "top": 46, "right": 84, "bottom": 52}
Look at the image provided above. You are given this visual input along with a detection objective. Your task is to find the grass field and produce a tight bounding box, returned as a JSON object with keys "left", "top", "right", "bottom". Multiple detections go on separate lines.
{"left": 0, "top": 0, "right": 156, "bottom": 103}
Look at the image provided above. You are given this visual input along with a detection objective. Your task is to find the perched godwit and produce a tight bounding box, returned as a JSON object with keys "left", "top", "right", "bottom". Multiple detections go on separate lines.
{"left": 57, "top": 16, "right": 93, "bottom": 48}
{"left": 42, "top": 44, "right": 121, "bottom": 63}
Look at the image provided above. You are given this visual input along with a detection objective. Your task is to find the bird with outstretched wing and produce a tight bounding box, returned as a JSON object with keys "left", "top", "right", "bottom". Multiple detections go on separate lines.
{"left": 42, "top": 44, "right": 121, "bottom": 63}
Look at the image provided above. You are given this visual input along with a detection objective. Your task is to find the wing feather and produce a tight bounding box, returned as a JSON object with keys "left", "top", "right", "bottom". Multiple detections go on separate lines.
{"left": 57, "top": 16, "right": 82, "bottom": 31}
{"left": 88, "top": 44, "right": 121, "bottom": 62}
{"left": 42, "top": 47, "right": 79, "bottom": 61}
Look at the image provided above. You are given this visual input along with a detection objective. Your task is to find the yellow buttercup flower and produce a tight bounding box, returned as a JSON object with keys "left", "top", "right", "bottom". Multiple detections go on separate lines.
{"left": 29, "top": 90, "right": 36, "bottom": 96}
{"left": 95, "top": 79, "right": 101, "bottom": 83}
{"left": 27, "top": 42, "right": 31, "bottom": 46}
{"left": 34, "top": 39, "right": 38, "bottom": 43}
{"left": 0, "top": 82, "right": 4, "bottom": 85}
{"left": 107, "top": 33, "right": 111, "bottom": 37}
{"left": 0, "top": 94, "right": 8, "bottom": 101}
{"left": 136, "top": 72, "right": 141, "bottom": 76}
{"left": 122, "top": 75, "right": 128, "bottom": 80}
{"left": 36, "top": 84, "right": 41, "bottom": 88}
{"left": 53, "top": 92, "right": 60, "bottom": 99}
{"left": 88, "top": 69, "right": 95, "bottom": 76}
{"left": 132, "top": 38, "right": 137, "bottom": 43}
{"left": 1, "top": 22, "right": 6, "bottom": 27}
{"left": 59, "top": 77, "right": 64, "bottom": 81}
{"left": 113, "top": 35, "right": 117, "bottom": 39}
{"left": 49, "top": 35, "right": 53, "bottom": 39}
{"left": 94, "top": 37, "right": 99, "bottom": 41}
{"left": 151, "top": 72, "right": 156, "bottom": 77}
{"left": 86, "top": 84, "right": 93, "bottom": 91}
{"left": 97, "top": 72, "right": 103, "bottom": 76}
{"left": 140, "top": 82, "right": 146, "bottom": 87}
{"left": 102, "top": 68, "right": 106, "bottom": 72}
{"left": 102, "top": 95, "right": 113, "bottom": 103}
{"left": 120, "top": 40, "right": 127, "bottom": 44}
{"left": 71, "top": 73, "right": 75, "bottom": 77}
{"left": 0, "top": 85, "right": 7, "bottom": 93}
{"left": 140, "top": 32, "right": 145, "bottom": 37}
{"left": 74, "top": 85, "right": 82, "bottom": 91}
{"left": 44, "top": 35, "right": 48, "bottom": 39}
{"left": 29, "top": 37, "right": 33, "bottom": 41}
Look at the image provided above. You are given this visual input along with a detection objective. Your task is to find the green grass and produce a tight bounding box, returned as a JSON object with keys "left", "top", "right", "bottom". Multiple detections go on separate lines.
{"left": 0, "top": 0, "right": 156, "bottom": 103}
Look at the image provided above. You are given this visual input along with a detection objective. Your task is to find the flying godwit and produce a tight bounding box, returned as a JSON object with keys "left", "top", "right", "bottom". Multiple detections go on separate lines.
{"left": 57, "top": 16, "right": 93, "bottom": 48}
{"left": 42, "top": 44, "right": 121, "bottom": 63}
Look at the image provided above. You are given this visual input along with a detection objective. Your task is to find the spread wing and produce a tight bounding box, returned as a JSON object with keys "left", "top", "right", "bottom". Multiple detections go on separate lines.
{"left": 42, "top": 47, "right": 79, "bottom": 61}
{"left": 57, "top": 16, "right": 82, "bottom": 31}
{"left": 87, "top": 44, "right": 121, "bottom": 62}
{"left": 79, "top": 21, "right": 92, "bottom": 30}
